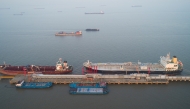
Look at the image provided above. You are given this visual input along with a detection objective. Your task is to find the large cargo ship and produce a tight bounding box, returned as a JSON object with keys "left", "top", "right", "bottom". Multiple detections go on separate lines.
{"left": 55, "top": 31, "right": 82, "bottom": 36}
{"left": 83, "top": 53, "right": 183, "bottom": 75}
{"left": 0, "top": 58, "right": 73, "bottom": 76}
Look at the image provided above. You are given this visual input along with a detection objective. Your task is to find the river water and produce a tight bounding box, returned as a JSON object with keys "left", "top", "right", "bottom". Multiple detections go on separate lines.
{"left": 0, "top": 0, "right": 190, "bottom": 109}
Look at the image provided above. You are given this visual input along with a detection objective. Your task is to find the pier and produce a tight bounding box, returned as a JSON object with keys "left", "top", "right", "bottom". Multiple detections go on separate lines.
{"left": 9, "top": 74, "right": 190, "bottom": 84}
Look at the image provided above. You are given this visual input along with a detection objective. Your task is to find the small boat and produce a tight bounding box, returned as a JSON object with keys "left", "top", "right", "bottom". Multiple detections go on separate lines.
{"left": 15, "top": 80, "right": 52, "bottom": 89}
{"left": 69, "top": 82, "right": 107, "bottom": 88}
{"left": 69, "top": 88, "right": 109, "bottom": 94}
{"left": 85, "top": 29, "right": 99, "bottom": 31}
{"left": 85, "top": 11, "right": 104, "bottom": 14}
{"left": 55, "top": 31, "right": 82, "bottom": 36}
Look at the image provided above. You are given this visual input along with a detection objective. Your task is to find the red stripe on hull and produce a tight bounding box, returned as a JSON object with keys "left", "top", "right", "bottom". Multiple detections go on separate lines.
{"left": 0, "top": 69, "right": 72, "bottom": 76}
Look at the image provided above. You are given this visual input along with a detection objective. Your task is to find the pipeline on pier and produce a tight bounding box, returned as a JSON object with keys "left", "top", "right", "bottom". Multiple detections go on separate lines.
{"left": 9, "top": 74, "right": 190, "bottom": 84}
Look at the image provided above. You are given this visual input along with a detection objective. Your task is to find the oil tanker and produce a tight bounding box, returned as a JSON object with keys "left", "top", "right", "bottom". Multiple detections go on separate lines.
{"left": 83, "top": 53, "right": 183, "bottom": 75}
{"left": 0, "top": 58, "right": 73, "bottom": 76}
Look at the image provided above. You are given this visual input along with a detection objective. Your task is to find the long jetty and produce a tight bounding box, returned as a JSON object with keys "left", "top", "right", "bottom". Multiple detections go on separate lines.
{"left": 9, "top": 74, "right": 190, "bottom": 84}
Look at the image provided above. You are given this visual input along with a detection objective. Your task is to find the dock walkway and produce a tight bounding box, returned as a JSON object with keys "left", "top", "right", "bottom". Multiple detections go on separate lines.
{"left": 9, "top": 74, "right": 190, "bottom": 84}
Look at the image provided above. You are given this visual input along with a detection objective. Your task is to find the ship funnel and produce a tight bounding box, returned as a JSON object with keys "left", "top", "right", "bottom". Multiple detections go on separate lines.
{"left": 63, "top": 61, "right": 68, "bottom": 67}
{"left": 172, "top": 56, "right": 177, "bottom": 64}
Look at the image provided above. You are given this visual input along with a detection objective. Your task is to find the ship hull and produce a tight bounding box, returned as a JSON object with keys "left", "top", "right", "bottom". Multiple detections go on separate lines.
{"left": 85, "top": 12, "right": 104, "bottom": 14}
{"left": 16, "top": 81, "right": 53, "bottom": 89}
{"left": 55, "top": 31, "right": 82, "bottom": 36}
{"left": 69, "top": 82, "right": 107, "bottom": 88}
{"left": 69, "top": 88, "right": 109, "bottom": 95}
{"left": 55, "top": 34, "right": 82, "bottom": 36}
{"left": 84, "top": 67, "right": 183, "bottom": 75}
{"left": 0, "top": 66, "right": 73, "bottom": 76}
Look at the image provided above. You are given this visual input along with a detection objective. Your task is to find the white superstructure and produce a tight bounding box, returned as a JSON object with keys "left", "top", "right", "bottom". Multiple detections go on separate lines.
{"left": 160, "top": 53, "right": 180, "bottom": 71}
{"left": 56, "top": 58, "right": 69, "bottom": 71}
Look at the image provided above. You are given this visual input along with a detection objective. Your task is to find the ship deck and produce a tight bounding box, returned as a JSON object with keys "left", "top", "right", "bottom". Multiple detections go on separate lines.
{"left": 84, "top": 62, "right": 165, "bottom": 71}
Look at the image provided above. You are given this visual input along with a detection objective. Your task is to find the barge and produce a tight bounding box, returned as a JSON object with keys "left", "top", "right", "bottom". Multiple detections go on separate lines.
{"left": 69, "top": 82, "right": 107, "bottom": 88}
{"left": 69, "top": 88, "right": 109, "bottom": 94}
{"left": 0, "top": 58, "right": 73, "bottom": 76}
{"left": 16, "top": 80, "right": 52, "bottom": 89}
{"left": 83, "top": 53, "right": 183, "bottom": 75}
{"left": 55, "top": 31, "right": 82, "bottom": 36}
{"left": 69, "top": 82, "right": 108, "bottom": 94}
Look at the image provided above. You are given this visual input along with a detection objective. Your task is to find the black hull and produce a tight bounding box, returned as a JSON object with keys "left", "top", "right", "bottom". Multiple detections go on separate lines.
{"left": 84, "top": 67, "right": 183, "bottom": 75}
{"left": 86, "top": 29, "right": 99, "bottom": 31}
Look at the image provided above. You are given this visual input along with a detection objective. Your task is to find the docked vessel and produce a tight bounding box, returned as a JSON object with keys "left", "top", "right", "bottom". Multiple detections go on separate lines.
{"left": 69, "top": 82, "right": 107, "bottom": 88}
{"left": 55, "top": 31, "right": 82, "bottom": 36}
{"left": 85, "top": 11, "right": 104, "bottom": 14}
{"left": 0, "top": 58, "right": 73, "bottom": 76}
{"left": 83, "top": 53, "right": 183, "bottom": 75}
{"left": 69, "top": 82, "right": 108, "bottom": 94}
{"left": 16, "top": 80, "right": 52, "bottom": 89}
{"left": 85, "top": 29, "right": 99, "bottom": 31}
{"left": 69, "top": 88, "right": 109, "bottom": 94}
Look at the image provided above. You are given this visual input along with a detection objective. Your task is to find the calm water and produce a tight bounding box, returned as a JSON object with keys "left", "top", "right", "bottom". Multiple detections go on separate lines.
{"left": 0, "top": 0, "right": 190, "bottom": 109}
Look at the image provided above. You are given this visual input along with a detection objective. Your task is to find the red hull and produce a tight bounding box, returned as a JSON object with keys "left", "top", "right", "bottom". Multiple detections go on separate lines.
{"left": 0, "top": 65, "right": 73, "bottom": 76}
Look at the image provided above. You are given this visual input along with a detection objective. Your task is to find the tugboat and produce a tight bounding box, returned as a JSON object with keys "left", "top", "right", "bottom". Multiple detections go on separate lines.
{"left": 0, "top": 58, "right": 73, "bottom": 76}
{"left": 15, "top": 80, "right": 52, "bottom": 89}
{"left": 55, "top": 31, "right": 82, "bottom": 36}
{"left": 83, "top": 53, "right": 183, "bottom": 75}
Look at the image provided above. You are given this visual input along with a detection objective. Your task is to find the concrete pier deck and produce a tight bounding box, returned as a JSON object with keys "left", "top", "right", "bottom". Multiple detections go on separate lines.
{"left": 9, "top": 74, "right": 190, "bottom": 84}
